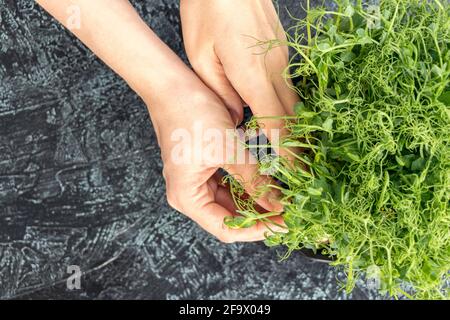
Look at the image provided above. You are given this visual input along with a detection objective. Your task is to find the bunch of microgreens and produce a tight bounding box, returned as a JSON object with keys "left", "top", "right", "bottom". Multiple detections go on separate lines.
{"left": 224, "top": 0, "right": 450, "bottom": 299}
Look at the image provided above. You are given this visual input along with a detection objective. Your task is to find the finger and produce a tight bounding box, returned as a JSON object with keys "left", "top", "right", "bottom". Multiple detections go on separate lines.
{"left": 267, "top": 215, "right": 288, "bottom": 232}
{"left": 215, "top": 185, "right": 238, "bottom": 214}
{"left": 260, "top": 22, "right": 300, "bottom": 115}
{"left": 213, "top": 173, "right": 287, "bottom": 230}
{"left": 213, "top": 171, "right": 273, "bottom": 214}
{"left": 263, "top": 42, "right": 299, "bottom": 115}
{"left": 217, "top": 54, "right": 296, "bottom": 161}
{"left": 193, "top": 201, "right": 284, "bottom": 243}
{"left": 224, "top": 149, "right": 283, "bottom": 213}
{"left": 247, "top": 84, "right": 298, "bottom": 161}
{"left": 190, "top": 54, "right": 244, "bottom": 126}
{"left": 272, "top": 69, "right": 300, "bottom": 116}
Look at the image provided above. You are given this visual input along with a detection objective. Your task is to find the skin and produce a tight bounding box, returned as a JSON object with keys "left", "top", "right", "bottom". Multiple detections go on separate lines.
{"left": 36, "top": 0, "right": 298, "bottom": 243}
{"left": 181, "top": 0, "right": 299, "bottom": 157}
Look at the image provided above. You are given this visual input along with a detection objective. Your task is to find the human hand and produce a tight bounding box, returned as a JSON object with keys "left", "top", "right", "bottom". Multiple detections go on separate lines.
{"left": 37, "top": 0, "right": 286, "bottom": 243}
{"left": 180, "top": 0, "right": 300, "bottom": 160}
{"left": 145, "top": 78, "right": 284, "bottom": 243}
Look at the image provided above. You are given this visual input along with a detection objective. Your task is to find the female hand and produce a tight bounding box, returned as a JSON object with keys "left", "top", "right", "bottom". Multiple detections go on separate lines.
{"left": 146, "top": 78, "right": 285, "bottom": 243}
{"left": 36, "top": 0, "right": 285, "bottom": 242}
{"left": 180, "top": 0, "right": 300, "bottom": 160}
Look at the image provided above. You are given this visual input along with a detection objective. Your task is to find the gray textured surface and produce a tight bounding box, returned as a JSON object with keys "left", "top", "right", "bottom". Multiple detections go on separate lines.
{"left": 0, "top": 0, "right": 379, "bottom": 300}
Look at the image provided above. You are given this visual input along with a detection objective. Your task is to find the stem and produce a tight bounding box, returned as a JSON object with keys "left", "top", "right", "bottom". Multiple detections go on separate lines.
{"left": 303, "top": 0, "right": 312, "bottom": 88}
{"left": 385, "top": 2, "right": 399, "bottom": 42}
{"left": 306, "top": 0, "right": 312, "bottom": 47}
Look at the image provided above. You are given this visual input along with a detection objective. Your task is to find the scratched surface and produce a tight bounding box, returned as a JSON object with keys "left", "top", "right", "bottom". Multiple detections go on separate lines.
{"left": 0, "top": 0, "right": 380, "bottom": 300}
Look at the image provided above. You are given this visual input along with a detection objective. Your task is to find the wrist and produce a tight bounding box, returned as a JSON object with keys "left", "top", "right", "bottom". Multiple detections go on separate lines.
{"left": 122, "top": 34, "right": 192, "bottom": 103}
{"left": 141, "top": 72, "right": 222, "bottom": 138}
{"left": 140, "top": 64, "right": 212, "bottom": 110}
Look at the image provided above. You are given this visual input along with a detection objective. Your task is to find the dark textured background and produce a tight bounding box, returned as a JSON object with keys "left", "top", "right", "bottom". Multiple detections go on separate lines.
{"left": 0, "top": 0, "right": 380, "bottom": 299}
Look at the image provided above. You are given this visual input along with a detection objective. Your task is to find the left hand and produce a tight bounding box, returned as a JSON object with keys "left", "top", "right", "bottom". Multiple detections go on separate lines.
{"left": 180, "top": 0, "right": 300, "bottom": 160}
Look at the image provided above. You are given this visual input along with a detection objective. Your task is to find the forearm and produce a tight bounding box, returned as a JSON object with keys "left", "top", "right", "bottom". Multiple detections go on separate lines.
{"left": 36, "top": 0, "right": 196, "bottom": 105}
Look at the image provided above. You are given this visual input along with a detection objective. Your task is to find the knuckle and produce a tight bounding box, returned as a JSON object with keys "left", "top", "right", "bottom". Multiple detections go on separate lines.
{"left": 244, "top": 62, "right": 268, "bottom": 82}
{"left": 189, "top": 89, "right": 221, "bottom": 108}
{"left": 249, "top": 68, "right": 273, "bottom": 88}
{"left": 270, "top": 45, "right": 289, "bottom": 63}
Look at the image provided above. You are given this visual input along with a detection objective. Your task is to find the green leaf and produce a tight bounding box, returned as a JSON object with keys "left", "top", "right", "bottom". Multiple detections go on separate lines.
{"left": 224, "top": 216, "right": 256, "bottom": 229}
{"left": 335, "top": 61, "right": 345, "bottom": 69}
{"left": 294, "top": 102, "right": 316, "bottom": 118}
{"left": 400, "top": 154, "right": 416, "bottom": 168}
{"left": 395, "top": 155, "right": 406, "bottom": 166}
{"left": 283, "top": 213, "right": 303, "bottom": 229}
{"left": 358, "top": 36, "right": 373, "bottom": 45}
{"left": 335, "top": 34, "right": 345, "bottom": 45}
{"left": 356, "top": 28, "right": 366, "bottom": 37}
{"left": 341, "top": 51, "right": 356, "bottom": 62}
{"left": 322, "top": 118, "right": 334, "bottom": 131}
{"left": 294, "top": 101, "right": 306, "bottom": 114}
{"left": 438, "top": 91, "right": 450, "bottom": 105}
{"left": 307, "top": 187, "right": 323, "bottom": 197}
{"left": 345, "top": 152, "right": 361, "bottom": 162}
{"left": 318, "top": 61, "right": 329, "bottom": 87}
{"left": 264, "top": 234, "right": 283, "bottom": 247}
{"left": 317, "top": 42, "right": 331, "bottom": 51}
{"left": 327, "top": 25, "right": 337, "bottom": 38}
{"left": 411, "top": 157, "right": 426, "bottom": 171}
{"left": 432, "top": 64, "right": 444, "bottom": 77}
{"left": 344, "top": 5, "right": 355, "bottom": 17}
{"left": 401, "top": 47, "right": 412, "bottom": 58}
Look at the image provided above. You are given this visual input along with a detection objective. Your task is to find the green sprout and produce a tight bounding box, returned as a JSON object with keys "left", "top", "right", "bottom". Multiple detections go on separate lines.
{"left": 225, "top": 0, "right": 450, "bottom": 300}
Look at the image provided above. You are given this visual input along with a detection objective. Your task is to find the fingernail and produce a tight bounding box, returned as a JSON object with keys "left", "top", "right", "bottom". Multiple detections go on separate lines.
{"left": 266, "top": 216, "right": 288, "bottom": 234}
{"left": 271, "top": 225, "right": 288, "bottom": 234}
{"left": 272, "top": 202, "right": 284, "bottom": 213}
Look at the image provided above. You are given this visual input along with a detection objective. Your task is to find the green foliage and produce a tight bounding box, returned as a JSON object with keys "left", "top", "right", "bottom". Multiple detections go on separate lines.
{"left": 227, "top": 0, "right": 450, "bottom": 299}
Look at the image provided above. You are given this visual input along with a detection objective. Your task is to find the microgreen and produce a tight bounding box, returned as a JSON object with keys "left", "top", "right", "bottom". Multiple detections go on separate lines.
{"left": 225, "top": 0, "right": 450, "bottom": 299}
